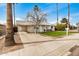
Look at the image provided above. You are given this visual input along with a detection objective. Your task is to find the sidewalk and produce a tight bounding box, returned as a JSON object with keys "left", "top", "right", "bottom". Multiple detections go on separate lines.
{"left": 18, "top": 32, "right": 56, "bottom": 44}
{"left": 62, "top": 33, "right": 79, "bottom": 40}
{"left": 19, "top": 32, "right": 79, "bottom": 43}
{"left": 1, "top": 32, "right": 79, "bottom": 56}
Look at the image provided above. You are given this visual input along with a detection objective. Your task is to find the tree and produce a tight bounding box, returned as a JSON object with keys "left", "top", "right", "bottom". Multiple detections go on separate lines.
{"left": 55, "top": 24, "right": 66, "bottom": 31}
{"left": 27, "top": 5, "right": 47, "bottom": 33}
{"left": 61, "top": 18, "right": 68, "bottom": 27}
{"left": 5, "top": 3, "right": 15, "bottom": 46}
{"left": 61, "top": 18, "right": 68, "bottom": 23}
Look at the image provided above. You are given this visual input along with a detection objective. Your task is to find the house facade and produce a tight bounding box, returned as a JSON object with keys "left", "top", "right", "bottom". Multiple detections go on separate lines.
{"left": 0, "top": 24, "right": 5, "bottom": 35}
{"left": 77, "top": 23, "right": 79, "bottom": 32}
{"left": 16, "top": 5, "right": 55, "bottom": 33}
{"left": 16, "top": 21, "right": 55, "bottom": 33}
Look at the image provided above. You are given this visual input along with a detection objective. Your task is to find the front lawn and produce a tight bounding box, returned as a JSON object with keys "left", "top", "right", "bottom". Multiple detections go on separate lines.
{"left": 40, "top": 31, "right": 78, "bottom": 37}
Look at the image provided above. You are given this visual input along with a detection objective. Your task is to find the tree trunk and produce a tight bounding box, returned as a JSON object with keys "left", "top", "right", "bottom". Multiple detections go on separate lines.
{"left": 5, "top": 3, "right": 15, "bottom": 46}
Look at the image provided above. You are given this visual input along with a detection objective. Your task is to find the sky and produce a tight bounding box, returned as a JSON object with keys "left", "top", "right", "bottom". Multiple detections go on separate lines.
{"left": 0, "top": 3, "right": 79, "bottom": 26}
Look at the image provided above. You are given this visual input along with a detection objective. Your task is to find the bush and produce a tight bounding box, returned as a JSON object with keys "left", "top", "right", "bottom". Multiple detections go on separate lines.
{"left": 13, "top": 26, "right": 18, "bottom": 32}
{"left": 55, "top": 24, "right": 66, "bottom": 31}
{"left": 70, "top": 25, "right": 77, "bottom": 30}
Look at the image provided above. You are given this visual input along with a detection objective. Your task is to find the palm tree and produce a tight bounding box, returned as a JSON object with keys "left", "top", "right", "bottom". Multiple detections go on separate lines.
{"left": 5, "top": 3, "right": 15, "bottom": 46}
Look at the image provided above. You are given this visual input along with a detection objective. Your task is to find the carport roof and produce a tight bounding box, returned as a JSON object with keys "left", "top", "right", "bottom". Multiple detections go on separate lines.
{"left": 16, "top": 21, "right": 52, "bottom": 26}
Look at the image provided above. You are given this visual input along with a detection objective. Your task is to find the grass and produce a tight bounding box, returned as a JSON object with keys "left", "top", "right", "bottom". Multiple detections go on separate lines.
{"left": 40, "top": 31, "right": 78, "bottom": 37}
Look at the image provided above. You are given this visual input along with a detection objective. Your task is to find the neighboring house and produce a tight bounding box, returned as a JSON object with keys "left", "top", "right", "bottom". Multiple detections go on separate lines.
{"left": 0, "top": 24, "right": 5, "bottom": 35}
{"left": 16, "top": 21, "right": 54, "bottom": 33}
{"left": 0, "top": 24, "right": 4, "bottom": 31}
{"left": 77, "top": 23, "right": 79, "bottom": 32}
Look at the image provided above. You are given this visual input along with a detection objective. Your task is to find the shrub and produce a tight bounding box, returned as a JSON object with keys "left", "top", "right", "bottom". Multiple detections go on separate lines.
{"left": 70, "top": 25, "right": 77, "bottom": 30}
{"left": 13, "top": 26, "right": 18, "bottom": 32}
{"left": 55, "top": 24, "right": 66, "bottom": 31}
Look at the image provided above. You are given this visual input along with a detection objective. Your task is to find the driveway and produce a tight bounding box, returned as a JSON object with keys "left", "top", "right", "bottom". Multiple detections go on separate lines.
{"left": 1, "top": 32, "right": 79, "bottom": 56}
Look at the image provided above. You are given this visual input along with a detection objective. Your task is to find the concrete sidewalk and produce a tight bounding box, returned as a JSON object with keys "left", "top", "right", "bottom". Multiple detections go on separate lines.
{"left": 63, "top": 33, "right": 79, "bottom": 40}
{"left": 1, "top": 32, "right": 79, "bottom": 56}
{"left": 19, "top": 32, "right": 79, "bottom": 43}
{"left": 18, "top": 32, "right": 56, "bottom": 44}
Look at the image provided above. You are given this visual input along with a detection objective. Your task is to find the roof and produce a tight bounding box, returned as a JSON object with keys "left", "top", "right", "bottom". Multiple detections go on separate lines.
{"left": 0, "top": 24, "right": 4, "bottom": 26}
{"left": 16, "top": 21, "right": 52, "bottom": 26}
{"left": 77, "top": 22, "right": 79, "bottom": 25}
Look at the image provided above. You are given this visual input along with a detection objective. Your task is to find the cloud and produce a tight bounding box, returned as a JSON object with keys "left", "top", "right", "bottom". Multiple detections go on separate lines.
{"left": 49, "top": 20, "right": 56, "bottom": 24}
{"left": 0, "top": 17, "right": 24, "bottom": 25}
{"left": 15, "top": 17, "right": 26, "bottom": 22}
{"left": 0, "top": 19, "right": 6, "bottom": 24}
{"left": 15, "top": 17, "right": 23, "bottom": 21}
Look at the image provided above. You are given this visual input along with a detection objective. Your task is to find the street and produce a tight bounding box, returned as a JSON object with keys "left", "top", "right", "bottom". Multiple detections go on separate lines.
{"left": 0, "top": 32, "right": 79, "bottom": 56}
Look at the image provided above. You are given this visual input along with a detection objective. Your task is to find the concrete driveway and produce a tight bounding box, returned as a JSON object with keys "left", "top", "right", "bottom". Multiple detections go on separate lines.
{"left": 1, "top": 32, "right": 79, "bottom": 56}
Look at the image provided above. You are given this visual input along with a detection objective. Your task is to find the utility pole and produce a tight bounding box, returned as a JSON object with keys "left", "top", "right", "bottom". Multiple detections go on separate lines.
{"left": 67, "top": 3, "right": 70, "bottom": 29}
{"left": 56, "top": 3, "right": 58, "bottom": 25}
{"left": 66, "top": 3, "right": 70, "bottom": 36}
{"left": 13, "top": 3, "right": 15, "bottom": 26}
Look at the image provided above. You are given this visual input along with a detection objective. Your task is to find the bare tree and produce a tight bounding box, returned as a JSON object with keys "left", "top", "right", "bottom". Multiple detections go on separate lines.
{"left": 5, "top": 3, "right": 15, "bottom": 46}
{"left": 27, "top": 5, "right": 47, "bottom": 33}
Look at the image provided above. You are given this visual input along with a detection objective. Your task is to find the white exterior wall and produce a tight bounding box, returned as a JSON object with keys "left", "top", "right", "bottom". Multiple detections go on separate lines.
{"left": 39, "top": 26, "right": 44, "bottom": 32}
{"left": 27, "top": 26, "right": 35, "bottom": 32}
{"left": 18, "top": 25, "right": 53, "bottom": 32}
{"left": 18, "top": 26, "right": 27, "bottom": 32}
{"left": 77, "top": 24, "right": 79, "bottom": 32}
{"left": 51, "top": 26, "right": 55, "bottom": 31}
{"left": 18, "top": 26, "right": 23, "bottom": 32}
{"left": 38, "top": 25, "right": 52, "bottom": 32}
{"left": 47, "top": 25, "right": 51, "bottom": 30}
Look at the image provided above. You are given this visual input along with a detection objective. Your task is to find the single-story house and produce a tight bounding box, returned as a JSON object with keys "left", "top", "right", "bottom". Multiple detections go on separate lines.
{"left": 16, "top": 21, "right": 55, "bottom": 33}
{"left": 77, "top": 22, "right": 79, "bottom": 32}
{"left": 0, "top": 24, "right": 5, "bottom": 35}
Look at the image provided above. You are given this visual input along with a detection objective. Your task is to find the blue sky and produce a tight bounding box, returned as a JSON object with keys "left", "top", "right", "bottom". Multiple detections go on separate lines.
{"left": 0, "top": 3, "right": 79, "bottom": 26}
